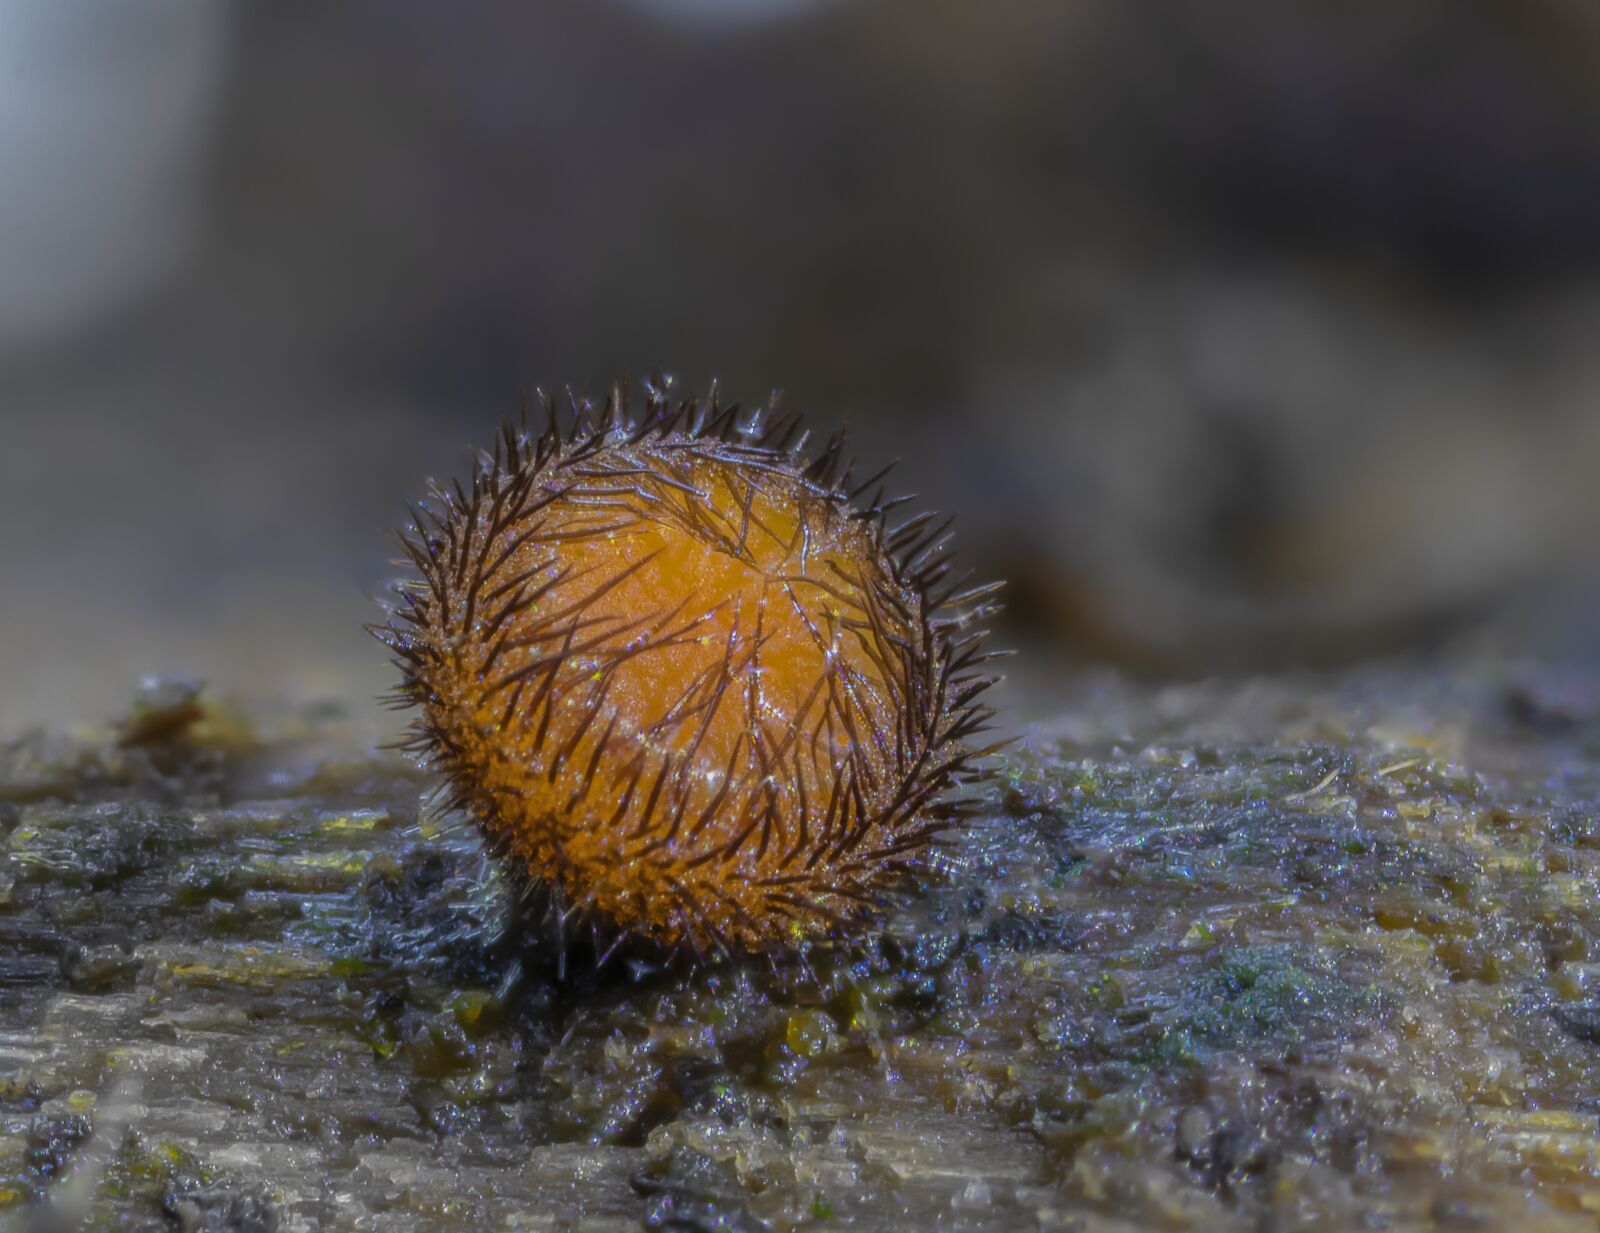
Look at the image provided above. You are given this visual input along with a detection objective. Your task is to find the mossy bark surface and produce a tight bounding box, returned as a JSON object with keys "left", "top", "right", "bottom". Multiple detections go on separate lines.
{"left": 3, "top": 659, "right": 1600, "bottom": 1231}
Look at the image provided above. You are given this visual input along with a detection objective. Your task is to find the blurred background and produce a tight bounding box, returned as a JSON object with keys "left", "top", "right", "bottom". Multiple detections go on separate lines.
{"left": 4, "top": 0, "right": 1600, "bottom": 734}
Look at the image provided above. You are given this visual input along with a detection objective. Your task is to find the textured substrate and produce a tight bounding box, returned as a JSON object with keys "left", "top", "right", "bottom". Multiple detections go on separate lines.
{"left": 3, "top": 658, "right": 1600, "bottom": 1231}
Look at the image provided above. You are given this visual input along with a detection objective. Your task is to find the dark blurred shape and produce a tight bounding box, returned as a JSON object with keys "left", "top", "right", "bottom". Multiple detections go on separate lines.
{"left": 4, "top": 0, "right": 1600, "bottom": 728}
{"left": 115, "top": 675, "right": 206, "bottom": 748}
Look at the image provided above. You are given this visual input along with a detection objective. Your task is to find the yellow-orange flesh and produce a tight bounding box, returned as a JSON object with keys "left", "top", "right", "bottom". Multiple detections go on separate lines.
{"left": 420, "top": 438, "right": 932, "bottom": 950}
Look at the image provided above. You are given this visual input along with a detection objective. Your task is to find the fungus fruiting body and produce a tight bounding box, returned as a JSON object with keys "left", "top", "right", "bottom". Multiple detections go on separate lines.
{"left": 374, "top": 383, "right": 1001, "bottom": 956}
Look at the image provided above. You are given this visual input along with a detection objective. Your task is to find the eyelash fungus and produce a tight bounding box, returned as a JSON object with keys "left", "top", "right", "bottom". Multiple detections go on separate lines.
{"left": 372, "top": 381, "right": 1003, "bottom": 960}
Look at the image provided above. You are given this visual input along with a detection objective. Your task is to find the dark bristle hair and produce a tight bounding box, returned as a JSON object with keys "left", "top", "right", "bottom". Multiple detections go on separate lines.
{"left": 372, "top": 377, "right": 1004, "bottom": 961}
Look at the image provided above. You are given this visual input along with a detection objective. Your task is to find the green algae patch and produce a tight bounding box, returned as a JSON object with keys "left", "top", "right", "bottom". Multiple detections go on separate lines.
{"left": 1158, "top": 944, "right": 1384, "bottom": 1055}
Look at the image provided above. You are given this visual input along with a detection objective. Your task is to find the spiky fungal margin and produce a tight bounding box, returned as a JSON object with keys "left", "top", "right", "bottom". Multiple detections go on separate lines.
{"left": 373, "top": 381, "right": 1003, "bottom": 958}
